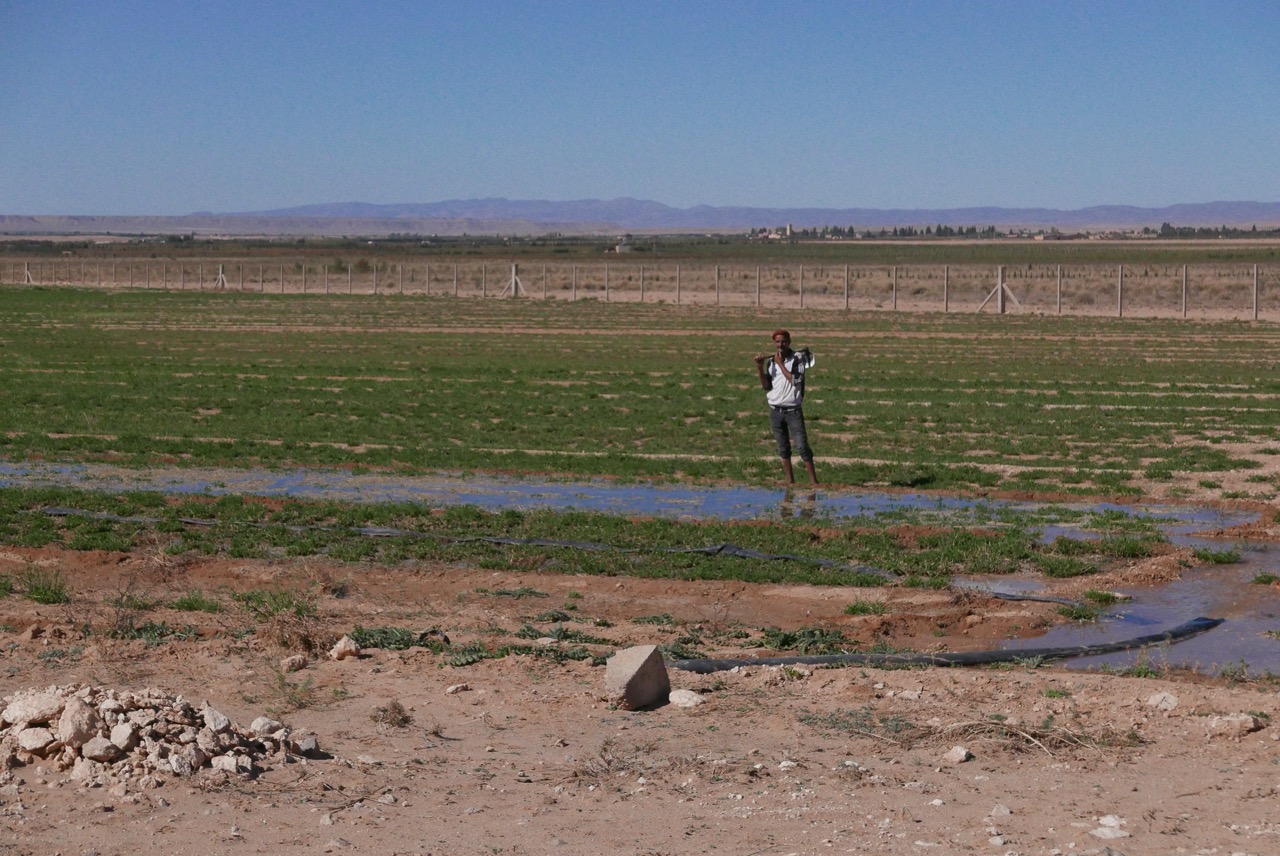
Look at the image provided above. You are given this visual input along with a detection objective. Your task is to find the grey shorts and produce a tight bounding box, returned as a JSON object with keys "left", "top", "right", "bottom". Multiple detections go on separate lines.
{"left": 769, "top": 406, "right": 813, "bottom": 462}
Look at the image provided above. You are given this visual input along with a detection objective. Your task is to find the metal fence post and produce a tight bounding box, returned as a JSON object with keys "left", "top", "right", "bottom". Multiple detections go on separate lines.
{"left": 1181, "top": 264, "right": 1187, "bottom": 318}
{"left": 1117, "top": 264, "right": 1123, "bottom": 318}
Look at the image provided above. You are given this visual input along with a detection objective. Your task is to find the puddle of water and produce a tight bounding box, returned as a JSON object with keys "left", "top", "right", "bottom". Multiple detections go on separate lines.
{"left": 2, "top": 461, "right": 1276, "bottom": 676}
{"left": 997, "top": 542, "right": 1280, "bottom": 676}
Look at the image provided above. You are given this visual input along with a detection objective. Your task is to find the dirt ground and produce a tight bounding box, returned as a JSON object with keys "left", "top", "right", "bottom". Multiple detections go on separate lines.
{"left": 3, "top": 493, "right": 1280, "bottom": 855}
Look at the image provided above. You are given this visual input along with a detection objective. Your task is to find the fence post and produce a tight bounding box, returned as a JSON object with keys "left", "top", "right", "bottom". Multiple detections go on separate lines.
{"left": 1117, "top": 264, "right": 1123, "bottom": 318}
{"left": 715, "top": 265, "right": 720, "bottom": 306}
{"left": 892, "top": 265, "right": 897, "bottom": 311}
{"left": 799, "top": 265, "right": 804, "bottom": 308}
{"left": 943, "top": 265, "right": 949, "bottom": 313}
{"left": 675, "top": 265, "right": 680, "bottom": 304}
{"left": 302, "top": 265, "right": 307, "bottom": 294}
{"left": 1056, "top": 264, "right": 1062, "bottom": 314}
{"left": 639, "top": 264, "right": 644, "bottom": 303}
{"left": 453, "top": 264, "right": 458, "bottom": 296}
{"left": 572, "top": 265, "right": 577, "bottom": 301}
{"left": 542, "top": 264, "right": 547, "bottom": 299}
{"left": 482, "top": 264, "right": 487, "bottom": 298}
{"left": 399, "top": 264, "right": 403, "bottom": 294}
{"left": 1254, "top": 263, "right": 1259, "bottom": 320}
{"left": 844, "top": 264, "right": 850, "bottom": 311}
{"left": 1181, "top": 264, "right": 1187, "bottom": 318}
{"left": 998, "top": 266, "right": 1006, "bottom": 314}
{"left": 605, "top": 264, "right": 609, "bottom": 302}
{"left": 425, "top": 263, "right": 430, "bottom": 296}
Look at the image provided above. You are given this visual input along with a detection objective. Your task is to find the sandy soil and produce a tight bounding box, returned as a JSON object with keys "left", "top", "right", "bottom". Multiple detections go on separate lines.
{"left": 2, "top": 488, "right": 1280, "bottom": 856}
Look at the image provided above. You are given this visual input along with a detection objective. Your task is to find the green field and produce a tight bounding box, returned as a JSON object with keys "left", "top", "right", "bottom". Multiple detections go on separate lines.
{"left": 1, "top": 286, "right": 1277, "bottom": 500}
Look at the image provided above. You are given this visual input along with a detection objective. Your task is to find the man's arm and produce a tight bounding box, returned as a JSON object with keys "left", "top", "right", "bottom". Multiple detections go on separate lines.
{"left": 754, "top": 355, "right": 772, "bottom": 389}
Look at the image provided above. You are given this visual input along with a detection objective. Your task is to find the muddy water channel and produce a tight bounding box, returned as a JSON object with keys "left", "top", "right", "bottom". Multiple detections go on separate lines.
{"left": 3, "top": 462, "right": 1277, "bottom": 677}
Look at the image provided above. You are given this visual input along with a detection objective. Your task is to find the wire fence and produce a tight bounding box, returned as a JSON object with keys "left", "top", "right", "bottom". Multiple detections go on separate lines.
{"left": 4, "top": 257, "right": 1275, "bottom": 320}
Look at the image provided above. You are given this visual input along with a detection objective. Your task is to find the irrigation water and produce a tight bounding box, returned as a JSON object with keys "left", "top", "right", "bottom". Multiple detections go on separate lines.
{"left": 3, "top": 462, "right": 1276, "bottom": 677}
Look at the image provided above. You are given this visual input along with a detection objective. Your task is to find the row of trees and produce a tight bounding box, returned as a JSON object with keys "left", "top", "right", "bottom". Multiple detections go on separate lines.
{"left": 1152, "top": 222, "right": 1280, "bottom": 238}
{"left": 751, "top": 224, "right": 1000, "bottom": 240}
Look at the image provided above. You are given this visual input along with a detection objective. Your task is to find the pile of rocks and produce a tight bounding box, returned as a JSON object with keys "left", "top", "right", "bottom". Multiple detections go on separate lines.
{"left": 0, "top": 684, "right": 323, "bottom": 788}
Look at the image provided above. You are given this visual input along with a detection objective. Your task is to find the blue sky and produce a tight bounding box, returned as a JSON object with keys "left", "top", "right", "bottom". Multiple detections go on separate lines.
{"left": 2, "top": 1, "right": 1278, "bottom": 215}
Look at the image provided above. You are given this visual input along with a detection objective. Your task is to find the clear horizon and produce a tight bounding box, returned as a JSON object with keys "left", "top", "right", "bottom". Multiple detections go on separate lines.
{"left": 3, "top": 1, "right": 1278, "bottom": 216}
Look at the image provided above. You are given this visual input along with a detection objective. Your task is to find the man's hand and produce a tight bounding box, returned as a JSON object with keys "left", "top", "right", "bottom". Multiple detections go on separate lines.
{"left": 754, "top": 354, "right": 766, "bottom": 366}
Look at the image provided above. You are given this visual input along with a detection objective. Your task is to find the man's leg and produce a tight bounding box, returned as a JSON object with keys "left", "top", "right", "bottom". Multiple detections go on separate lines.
{"left": 770, "top": 409, "right": 795, "bottom": 483}
{"left": 789, "top": 411, "right": 819, "bottom": 485}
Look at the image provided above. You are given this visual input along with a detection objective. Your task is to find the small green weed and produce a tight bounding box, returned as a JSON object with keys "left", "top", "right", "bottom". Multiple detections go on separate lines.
{"left": 171, "top": 590, "right": 223, "bottom": 613}
{"left": 19, "top": 567, "right": 70, "bottom": 604}
{"left": 233, "top": 589, "right": 316, "bottom": 619}
{"left": 634, "top": 613, "right": 678, "bottom": 626}
{"left": 843, "top": 600, "right": 888, "bottom": 616}
{"left": 1193, "top": 547, "right": 1241, "bottom": 564}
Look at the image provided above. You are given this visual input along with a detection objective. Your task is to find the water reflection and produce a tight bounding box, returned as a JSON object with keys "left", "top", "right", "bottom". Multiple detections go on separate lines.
{"left": 2, "top": 462, "right": 1276, "bottom": 675}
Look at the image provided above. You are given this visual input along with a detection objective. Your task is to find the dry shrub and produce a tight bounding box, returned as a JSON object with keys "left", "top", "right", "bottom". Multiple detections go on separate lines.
{"left": 925, "top": 719, "right": 1141, "bottom": 757}
{"left": 371, "top": 699, "right": 412, "bottom": 729}
{"left": 259, "top": 611, "right": 332, "bottom": 653}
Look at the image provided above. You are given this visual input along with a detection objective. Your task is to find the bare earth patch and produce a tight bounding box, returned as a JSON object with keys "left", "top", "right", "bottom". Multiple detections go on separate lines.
{"left": 3, "top": 510, "right": 1280, "bottom": 855}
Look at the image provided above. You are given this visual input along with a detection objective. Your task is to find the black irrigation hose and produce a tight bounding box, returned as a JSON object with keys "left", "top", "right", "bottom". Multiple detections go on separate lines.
{"left": 668, "top": 616, "right": 1226, "bottom": 674}
{"left": 37, "top": 506, "right": 1079, "bottom": 607}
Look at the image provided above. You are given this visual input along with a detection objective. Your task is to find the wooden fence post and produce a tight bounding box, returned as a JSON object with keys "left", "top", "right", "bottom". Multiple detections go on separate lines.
{"left": 943, "top": 265, "right": 949, "bottom": 313}
{"left": 1056, "top": 264, "right": 1062, "bottom": 314}
{"left": 844, "top": 264, "right": 849, "bottom": 310}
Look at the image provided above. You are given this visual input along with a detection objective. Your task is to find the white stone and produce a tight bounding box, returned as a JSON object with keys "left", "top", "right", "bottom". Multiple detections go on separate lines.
{"left": 2, "top": 689, "right": 66, "bottom": 727}
{"left": 16, "top": 726, "right": 57, "bottom": 754}
{"left": 202, "top": 704, "right": 231, "bottom": 733}
{"left": 329, "top": 636, "right": 361, "bottom": 660}
{"left": 605, "top": 645, "right": 670, "bottom": 711}
{"left": 1145, "top": 691, "right": 1179, "bottom": 711}
{"left": 940, "top": 745, "right": 971, "bottom": 765}
{"left": 56, "top": 696, "right": 102, "bottom": 748}
{"left": 668, "top": 689, "right": 705, "bottom": 708}
{"left": 82, "top": 736, "right": 123, "bottom": 762}
{"left": 211, "top": 754, "right": 240, "bottom": 773}
{"left": 109, "top": 722, "right": 138, "bottom": 752}
{"left": 250, "top": 716, "right": 285, "bottom": 737}
{"left": 1207, "top": 713, "right": 1263, "bottom": 740}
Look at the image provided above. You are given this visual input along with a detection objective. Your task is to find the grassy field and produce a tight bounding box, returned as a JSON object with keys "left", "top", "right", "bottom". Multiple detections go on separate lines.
{"left": 1, "top": 286, "right": 1277, "bottom": 501}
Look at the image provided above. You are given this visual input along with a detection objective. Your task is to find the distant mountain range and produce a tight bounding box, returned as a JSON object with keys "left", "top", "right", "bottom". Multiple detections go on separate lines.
{"left": 244, "top": 198, "right": 1280, "bottom": 231}
{"left": 4, "top": 198, "right": 1280, "bottom": 237}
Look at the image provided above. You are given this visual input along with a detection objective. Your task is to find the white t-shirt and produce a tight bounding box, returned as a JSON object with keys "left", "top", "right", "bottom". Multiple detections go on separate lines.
{"left": 764, "top": 351, "right": 814, "bottom": 408}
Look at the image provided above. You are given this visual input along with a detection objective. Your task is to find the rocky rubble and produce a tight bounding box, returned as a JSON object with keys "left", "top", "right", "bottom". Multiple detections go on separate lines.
{"left": 0, "top": 684, "right": 324, "bottom": 789}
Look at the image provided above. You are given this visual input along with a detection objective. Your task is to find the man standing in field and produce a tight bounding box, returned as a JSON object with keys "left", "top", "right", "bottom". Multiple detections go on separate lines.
{"left": 755, "top": 328, "right": 818, "bottom": 485}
